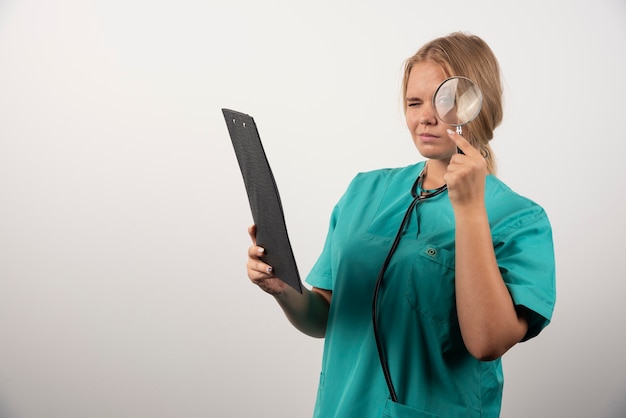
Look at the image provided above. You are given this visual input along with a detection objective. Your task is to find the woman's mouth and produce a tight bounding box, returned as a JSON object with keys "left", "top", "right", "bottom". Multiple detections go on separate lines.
{"left": 418, "top": 132, "right": 439, "bottom": 143}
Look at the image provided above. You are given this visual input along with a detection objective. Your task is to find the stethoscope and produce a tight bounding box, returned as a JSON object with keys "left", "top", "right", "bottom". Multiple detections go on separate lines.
{"left": 371, "top": 166, "right": 447, "bottom": 403}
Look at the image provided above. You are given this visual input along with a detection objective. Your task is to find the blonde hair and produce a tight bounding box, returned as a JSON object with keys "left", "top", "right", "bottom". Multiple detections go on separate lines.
{"left": 402, "top": 32, "right": 503, "bottom": 174}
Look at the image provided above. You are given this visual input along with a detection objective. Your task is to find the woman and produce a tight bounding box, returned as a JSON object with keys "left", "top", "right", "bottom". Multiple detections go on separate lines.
{"left": 246, "top": 32, "right": 556, "bottom": 417}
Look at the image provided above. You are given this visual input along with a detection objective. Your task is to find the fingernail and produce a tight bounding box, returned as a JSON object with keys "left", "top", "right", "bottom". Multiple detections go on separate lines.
{"left": 257, "top": 247, "right": 264, "bottom": 254}
{"left": 266, "top": 266, "right": 273, "bottom": 274}
{"left": 447, "top": 129, "right": 455, "bottom": 136}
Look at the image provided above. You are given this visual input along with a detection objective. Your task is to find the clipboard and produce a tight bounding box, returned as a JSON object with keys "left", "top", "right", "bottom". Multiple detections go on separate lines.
{"left": 222, "top": 109, "right": 303, "bottom": 293}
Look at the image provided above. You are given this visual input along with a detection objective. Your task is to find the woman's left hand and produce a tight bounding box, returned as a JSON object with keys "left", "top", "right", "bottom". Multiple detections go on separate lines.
{"left": 443, "top": 129, "right": 488, "bottom": 210}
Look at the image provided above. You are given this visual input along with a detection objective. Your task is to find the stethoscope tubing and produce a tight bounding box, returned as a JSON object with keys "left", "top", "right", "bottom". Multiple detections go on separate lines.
{"left": 371, "top": 172, "right": 447, "bottom": 403}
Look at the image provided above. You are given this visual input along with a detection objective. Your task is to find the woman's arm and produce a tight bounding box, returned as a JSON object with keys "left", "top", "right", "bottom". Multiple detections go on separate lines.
{"left": 452, "top": 207, "right": 528, "bottom": 360}
{"left": 445, "top": 132, "right": 528, "bottom": 361}
{"left": 247, "top": 225, "right": 332, "bottom": 338}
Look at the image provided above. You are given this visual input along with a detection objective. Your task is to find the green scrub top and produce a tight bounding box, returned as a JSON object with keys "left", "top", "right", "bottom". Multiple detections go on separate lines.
{"left": 306, "top": 161, "right": 556, "bottom": 418}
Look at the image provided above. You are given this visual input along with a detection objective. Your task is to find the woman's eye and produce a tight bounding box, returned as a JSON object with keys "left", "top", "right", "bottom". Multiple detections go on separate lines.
{"left": 407, "top": 102, "right": 421, "bottom": 107}
{"left": 436, "top": 96, "right": 454, "bottom": 107}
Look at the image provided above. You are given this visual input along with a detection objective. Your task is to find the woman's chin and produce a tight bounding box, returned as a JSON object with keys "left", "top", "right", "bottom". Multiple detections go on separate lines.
{"left": 414, "top": 145, "right": 455, "bottom": 161}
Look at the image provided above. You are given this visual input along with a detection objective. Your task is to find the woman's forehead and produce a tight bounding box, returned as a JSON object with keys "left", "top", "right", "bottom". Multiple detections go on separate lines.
{"left": 406, "top": 62, "right": 447, "bottom": 93}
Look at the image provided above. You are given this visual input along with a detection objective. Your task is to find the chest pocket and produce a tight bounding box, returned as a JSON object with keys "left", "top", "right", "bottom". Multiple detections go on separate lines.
{"left": 382, "top": 399, "right": 444, "bottom": 417}
{"left": 405, "top": 244, "right": 457, "bottom": 323}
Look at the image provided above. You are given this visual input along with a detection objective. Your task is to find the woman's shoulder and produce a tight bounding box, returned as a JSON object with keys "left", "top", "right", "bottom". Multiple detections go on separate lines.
{"left": 350, "top": 162, "right": 425, "bottom": 187}
{"left": 485, "top": 175, "right": 551, "bottom": 230}
{"left": 485, "top": 175, "right": 543, "bottom": 206}
{"left": 332, "top": 163, "right": 424, "bottom": 213}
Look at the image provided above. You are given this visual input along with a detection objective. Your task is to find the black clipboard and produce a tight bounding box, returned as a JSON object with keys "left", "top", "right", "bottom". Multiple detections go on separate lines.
{"left": 222, "top": 109, "right": 303, "bottom": 293}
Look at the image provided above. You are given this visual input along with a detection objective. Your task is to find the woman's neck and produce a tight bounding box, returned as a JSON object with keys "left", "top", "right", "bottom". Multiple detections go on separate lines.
{"left": 422, "top": 159, "right": 448, "bottom": 190}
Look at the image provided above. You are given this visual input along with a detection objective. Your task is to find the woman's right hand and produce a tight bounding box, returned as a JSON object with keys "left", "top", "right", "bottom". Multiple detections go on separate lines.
{"left": 246, "top": 225, "right": 290, "bottom": 295}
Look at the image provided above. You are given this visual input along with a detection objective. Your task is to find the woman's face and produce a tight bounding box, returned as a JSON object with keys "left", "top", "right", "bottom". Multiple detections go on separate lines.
{"left": 405, "top": 61, "right": 457, "bottom": 161}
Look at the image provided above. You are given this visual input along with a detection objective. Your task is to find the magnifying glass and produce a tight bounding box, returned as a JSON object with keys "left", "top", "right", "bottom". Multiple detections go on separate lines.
{"left": 433, "top": 76, "right": 482, "bottom": 136}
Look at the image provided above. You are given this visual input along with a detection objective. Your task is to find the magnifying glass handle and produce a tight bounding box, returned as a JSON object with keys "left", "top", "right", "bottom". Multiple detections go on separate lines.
{"left": 455, "top": 126, "right": 465, "bottom": 154}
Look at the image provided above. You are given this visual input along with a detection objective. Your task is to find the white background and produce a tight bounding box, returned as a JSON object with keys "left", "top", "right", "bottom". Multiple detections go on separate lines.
{"left": 1, "top": 0, "right": 625, "bottom": 417}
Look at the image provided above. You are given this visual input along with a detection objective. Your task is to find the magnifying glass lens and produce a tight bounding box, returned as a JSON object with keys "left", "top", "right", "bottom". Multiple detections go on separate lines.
{"left": 433, "top": 77, "right": 482, "bottom": 127}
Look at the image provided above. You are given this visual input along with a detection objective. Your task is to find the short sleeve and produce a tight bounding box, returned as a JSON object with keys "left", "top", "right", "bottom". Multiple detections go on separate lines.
{"left": 493, "top": 206, "right": 556, "bottom": 341}
{"left": 305, "top": 172, "right": 367, "bottom": 291}
{"left": 305, "top": 203, "right": 340, "bottom": 290}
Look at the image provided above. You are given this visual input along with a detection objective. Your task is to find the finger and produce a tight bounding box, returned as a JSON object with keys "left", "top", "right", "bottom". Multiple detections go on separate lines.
{"left": 248, "top": 244, "right": 265, "bottom": 259}
{"left": 250, "top": 266, "right": 273, "bottom": 280}
{"left": 247, "top": 253, "right": 273, "bottom": 273}
{"left": 249, "top": 262, "right": 274, "bottom": 282}
{"left": 259, "top": 262, "right": 273, "bottom": 276}
{"left": 247, "top": 224, "right": 257, "bottom": 245}
{"left": 446, "top": 129, "right": 478, "bottom": 157}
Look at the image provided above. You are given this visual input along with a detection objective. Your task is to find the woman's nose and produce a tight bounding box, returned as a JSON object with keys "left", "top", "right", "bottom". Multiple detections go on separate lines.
{"left": 420, "top": 113, "right": 436, "bottom": 125}
{"left": 419, "top": 103, "right": 437, "bottom": 125}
